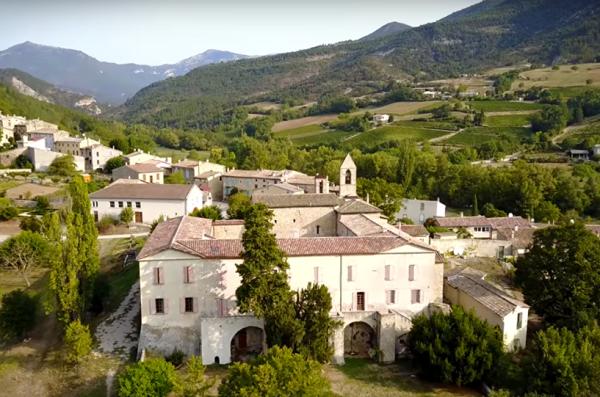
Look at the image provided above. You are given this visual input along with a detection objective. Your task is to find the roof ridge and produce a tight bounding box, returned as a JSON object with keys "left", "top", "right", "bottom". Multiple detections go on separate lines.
{"left": 460, "top": 271, "right": 525, "bottom": 308}
{"left": 169, "top": 216, "right": 187, "bottom": 250}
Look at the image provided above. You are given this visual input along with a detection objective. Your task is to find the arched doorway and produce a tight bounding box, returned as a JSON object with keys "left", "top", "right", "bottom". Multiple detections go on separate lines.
{"left": 231, "top": 326, "right": 264, "bottom": 362}
{"left": 344, "top": 322, "right": 376, "bottom": 358}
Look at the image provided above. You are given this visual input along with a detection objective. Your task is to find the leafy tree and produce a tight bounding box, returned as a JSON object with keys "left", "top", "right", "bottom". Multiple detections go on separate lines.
{"left": 408, "top": 306, "right": 503, "bottom": 386}
{"left": 474, "top": 110, "right": 486, "bottom": 126}
{"left": 218, "top": 346, "right": 332, "bottom": 397}
{"left": 150, "top": 215, "right": 166, "bottom": 233}
{"left": 0, "top": 197, "right": 18, "bottom": 221}
{"left": 177, "top": 356, "right": 213, "bottom": 397}
{"left": 357, "top": 178, "right": 403, "bottom": 222}
{"left": 63, "top": 319, "right": 92, "bottom": 364}
{"left": 109, "top": 137, "right": 131, "bottom": 153}
{"left": 522, "top": 325, "right": 600, "bottom": 397}
{"left": 397, "top": 142, "right": 417, "bottom": 190}
{"left": 515, "top": 224, "right": 600, "bottom": 330}
{"left": 0, "top": 231, "right": 50, "bottom": 287}
{"left": 530, "top": 106, "right": 568, "bottom": 133}
{"left": 117, "top": 358, "right": 178, "bottom": 397}
{"left": 105, "top": 156, "right": 126, "bottom": 173}
{"left": 227, "top": 192, "right": 252, "bottom": 219}
{"left": 165, "top": 170, "right": 186, "bottom": 184}
{"left": 120, "top": 207, "right": 134, "bottom": 225}
{"left": 295, "top": 283, "right": 340, "bottom": 363}
{"left": 534, "top": 201, "right": 561, "bottom": 223}
{"left": 48, "top": 154, "right": 78, "bottom": 176}
{"left": 0, "top": 289, "right": 37, "bottom": 340}
{"left": 19, "top": 216, "right": 43, "bottom": 233}
{"left": 482, "top": 203, "right": 507, "bottom": 218}
{"left": 243, "top": 117, "right": 274, "bottom": 141}
{"left": 236, "top": 204, "right": 303, "bottom": 348}
{"left": 190, "top": 205, "right": 223, "bottom": 221}
{"left": 12, "top": 154, "right": 33, "bottom": 170}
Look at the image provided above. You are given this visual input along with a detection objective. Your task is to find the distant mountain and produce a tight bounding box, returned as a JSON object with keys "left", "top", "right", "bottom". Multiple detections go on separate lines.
{"left": 118, "top": 0, "right": 600, "bottom": 129}
{"left": 0, "top": 42, "right": 248, "bottom": 105}
{"left": 360, "top": 22, "right": 412, "bottom": 41}
{"left": 0, "top": 68, "right": 103, "bottom": 115}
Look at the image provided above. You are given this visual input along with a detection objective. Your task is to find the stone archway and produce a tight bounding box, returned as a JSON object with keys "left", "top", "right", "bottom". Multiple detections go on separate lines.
{"left": 230, "top": 326, "right": 264, "bottom": 362}
{"left": 344, "top": 321, "right": 376, "bottom": 358}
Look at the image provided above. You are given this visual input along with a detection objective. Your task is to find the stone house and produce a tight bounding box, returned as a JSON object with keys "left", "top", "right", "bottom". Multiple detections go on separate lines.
{"left": 398, "top": 198, "right": 446, "bottom": 224}
{"left": 194, "top": 170, "right": 224, "bottom": 201}
{"left": 54, "top": 136, "right": 122, "bottom": 171}
{"left": 112, "top": 163, "right": 164, "bottom": 184}
{"left": 444, "top": 267, "right": 529, "bottom": 351}
{"left": 136, "top": 215, "right": 444, "bottom": 365}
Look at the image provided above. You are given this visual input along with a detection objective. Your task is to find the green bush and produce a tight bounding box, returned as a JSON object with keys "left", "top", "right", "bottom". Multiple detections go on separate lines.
{"left": 218, "top": 346, "right": 332, "bottom": 396}
{"left": 408, "top": 306, "right": 504, "bottom": 386}
{"left": 97, "top": 215, "right": 118, "bottom": 233}
{"left": 63, "top": 320, "right": 92, "bottom": 364}
{"left": 0, "top": 289, "right": 37, "bottom": 340}
{"left": 117, "top": 358, "right": 178, "bottom": 397}
{"left": 165, "top": 348, "right": 185, "bottom": 367}
{"left": 120, "top": 207, "right": 134, "bottom": 225}
{"left": 48, "top": 154, "right": 78, "bottom": 176}
{"left": 189, "top": 205, "right": 222, "bottom": 220}
{"left": 177, "top": 356, "right": 212, "bottom": 397}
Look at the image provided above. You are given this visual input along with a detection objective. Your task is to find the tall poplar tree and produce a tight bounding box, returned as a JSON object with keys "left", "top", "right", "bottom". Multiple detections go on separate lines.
{"left": 235, "top": 204, "right": 303, "bottom": 348}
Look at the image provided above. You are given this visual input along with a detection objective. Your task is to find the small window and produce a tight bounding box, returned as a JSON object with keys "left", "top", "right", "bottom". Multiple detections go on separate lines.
{"left": 153, "top": 267, "right": 163, "bottom": 285}
{"left": 183, "top": 266, "right": 193, "bottom": 284}
{"left": 110, "top": 201, "right": 115, "bottom": 208}
{"left": 409, "top": 265, "right": 415, "bottom": 281}
{"left": 384, "top": 264, "right": 392, "bottom": 281}
{"left": 118, "top": 201, "right": 124, "bottom": 208}
{"left": 135, "top": 202, "right": 141, "bottom": 208}
{"left": 411, "top": 289, "right": 421, "bottom": 304}
{"left": 316, "top": 225, "right": 321, "bottom": 235}
{"left": 184, "top": 297, "right": 194, "bottom": 313}
{"left": 347, "top": 265, "right": 353, "bottom": 282}
{"left": 356, "top": 292, "right": 365, "bottom": 311}
{"left": 155, "top": 298, "right": 164, "bottom": 314}
{"left": 127, "top": 201, "right": 132, "bottom": 208}
{"left": 420, "top": 203, "right": 425, "bottom": 211}
{"left": 386, "top": 290, "right": 396, "bottom": 304}
{"left": 517, "top": 312, "right": 523, "bottom": 330}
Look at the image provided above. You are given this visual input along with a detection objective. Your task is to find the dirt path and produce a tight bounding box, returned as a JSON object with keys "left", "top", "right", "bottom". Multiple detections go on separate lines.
{"left": 95, "top": 281, "right": 140, "bottom": 360}
{"left": 552, "top": 114, "right": 600, "bottom": 144}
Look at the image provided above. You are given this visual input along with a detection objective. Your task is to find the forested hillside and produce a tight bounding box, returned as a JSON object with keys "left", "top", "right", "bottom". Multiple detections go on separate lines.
{"left": 118, "top": 0, "right": 600, "bottom": 129}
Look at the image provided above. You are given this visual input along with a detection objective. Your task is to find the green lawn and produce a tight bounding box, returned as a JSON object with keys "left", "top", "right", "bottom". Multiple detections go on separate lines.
{"left": 485, "top": 114, "right": 532, "bottom": 127}
{"left": 278, "top": 124, "right": 329, "bottom": 139}
{"left": 469, "top": 101, "right": 543, "bottom": 112}
{"left": 346, "top": 125, "right": 448, "bottom": 147}
{"left": 445, "top": 127, "right": 531, "bottom": 145}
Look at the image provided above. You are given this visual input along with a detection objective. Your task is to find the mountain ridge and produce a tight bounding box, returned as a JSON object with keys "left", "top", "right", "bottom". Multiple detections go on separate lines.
{"left": 0, "top": 42, "right": 248, "bottom": 105}
{"left": 360, "top": 22, "right": 412, "bottom": 41}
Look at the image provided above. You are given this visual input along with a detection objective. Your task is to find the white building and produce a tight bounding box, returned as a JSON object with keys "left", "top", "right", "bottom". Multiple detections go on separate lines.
{"left": 399, "top": 198, "right": 446, "bottom": 224}
{"left": 89, "top": 180, "right": 207, "bottom": 224}
{"left": 112, "top": 163, "right": 164, "bottom": 184}
{"left": 136, "top": 215, "right": 444, "bottom": 365}
{"left": 373, "top": 114, "right": 390, "bottom": 124}
{"left": 124, "top": 150, "right": 171, "bottom": 167}
{"left": 444, "top": 267, "right": 529, "bottom": 351}
{"left": 54, "top": 136, "right": 122, "bottom": 171}
{"left": 593, "top": 144, "right": 600, "bottom": 158}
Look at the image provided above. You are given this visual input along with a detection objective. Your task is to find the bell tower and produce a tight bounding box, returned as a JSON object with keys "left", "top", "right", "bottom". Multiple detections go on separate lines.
{"left": 339, "top": 153, "right": 357, "bottom": 197}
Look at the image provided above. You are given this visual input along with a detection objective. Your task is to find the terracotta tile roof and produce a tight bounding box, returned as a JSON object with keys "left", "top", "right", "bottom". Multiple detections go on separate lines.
{"left": 445, "top": 267, "right": 528, "bottom": 317}
{"left": 252, "top": 193, "right": 342, "bottom": 208}
{"left": 253, "top": 183, "right": 303, "bottom": 195}
{"left": 173, "top": 160, "right": 198, "bottom": 169}
{"left": 114, "top": 163, "right": 162, "bottom": 174}
{"left": 287, "top": 176, "right": 316, "bottom": 186}
{"left": 223, "top": 169, "right": 286, "bottom": 179}
{"left": 400, "top": 225, "right": 429, "bottom": 237}
{"left": 213, "top": 219, "right": 244, "bottom": 225}
{"left": 338, "top": 214, "right": 389, "bottom": 236}
{"left": 196, "top": 170, "right": 222, "bottom": 179}
{"left": 89, "top": 182, "right": 194, "bottom": 200}
{"left": 137, "top": 216, "right": 439, "bottom": 260}
{"left": 435, "top": 216, "right": 531, "bottom": 229}
{"left": 336, "top": 199, "right": 382, "bottom": 214}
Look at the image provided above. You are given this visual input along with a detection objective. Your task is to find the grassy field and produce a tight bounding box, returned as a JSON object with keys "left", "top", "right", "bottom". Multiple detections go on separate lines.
{"left": 326, "top": 358, "right": 478, "bottom": 397}
{"left": 272, "top": 114, "right": 338, "bottom": 132}
{"left": 347, "top": 125, "right": 449, "bottom": 146}
{"left": 469, "top": 101, "right": 543, "bottom": 112}
{"left": 277, "top": 124, "right": 358, "bottom": 146}
{"left": 548, "top": 85, "right": 600, "bottom": 98}
{"left": 485, "top": 114, "right": 532, "bottom": 127}
{"left": 367, "top": 101, "right": 441, "bottom": 115}
{"left": 512, "top": 63, "right": 600, "bottom": 89}
{"left": 444, "top": 127, "right": 531, "bottom": 145}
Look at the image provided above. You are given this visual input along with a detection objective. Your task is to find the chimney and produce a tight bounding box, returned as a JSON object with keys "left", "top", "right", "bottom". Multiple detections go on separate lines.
{"left": 460, "top": 211, "right": 464, "bottom": 218}
{"left": 366, "top": 192, "right": 370, "bottom": 204}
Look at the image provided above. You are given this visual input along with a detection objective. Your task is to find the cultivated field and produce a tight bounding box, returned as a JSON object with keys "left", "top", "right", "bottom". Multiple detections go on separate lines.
{"left": 279, "top": 125, "right": 355, "bottom": 146}
{"left": 347, "top": 125, "right": 448, "bottom": 146}
{"left": 512, "top": 63, "right": 600, "bottom": 89}
{"left": 444, "top": 126, "right": 531, "bottom": 145}
{"left": 468, "top": 100, "right": 543, "bottom": 112}
{"left": 485, "top": 114, "right": 532, "bottom": 128}
{"left": 367, "top": 101, "right": 440, "bottom": 115}
{"left": 272, "top": 114, "right": 338, "bottom": 132}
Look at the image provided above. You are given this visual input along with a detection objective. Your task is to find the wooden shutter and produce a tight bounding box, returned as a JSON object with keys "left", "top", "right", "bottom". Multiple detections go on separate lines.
{"left": 351, "top": 292, "right": 356, "bottom": 311}
{"left": 179, "top": 298, "right": 185, "bottom": 313}
{"left": 188, "top": 266, "right": 194, "bottom": 283}
{"left": 163, "top": 298, "right": 168, "bottom": 314}
{"left": 409, "top": 265, "right": 415, "bottom": 281}
{"left": 385, "top": 290, "right": 391, "bottom": 305}
{"left": 153, "top": 268, "right": 158, "bottom": 285}
{"left": 149, "top": 299, "right": 155, "bottom": 315}
{"left": 385, "top": 265, "right": 391, "bottom": 281}
{"left": 193, "top": 298, "right": 199, "bottom": 313}
{"left": 347, "top": 265, "right": 353, "bottom": 282}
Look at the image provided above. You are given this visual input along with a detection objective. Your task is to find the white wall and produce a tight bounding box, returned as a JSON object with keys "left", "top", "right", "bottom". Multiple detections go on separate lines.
{"left": 399, "top": 199, "right": 446, "bottom": 224}
{"left": 92, "top": 198, "right": 188, "bottom": 224}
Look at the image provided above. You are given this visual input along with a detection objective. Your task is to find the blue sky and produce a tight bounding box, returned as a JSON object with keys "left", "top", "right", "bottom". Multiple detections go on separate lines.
{"left": 1, "top": 0, "right": 481, "bottom": 65}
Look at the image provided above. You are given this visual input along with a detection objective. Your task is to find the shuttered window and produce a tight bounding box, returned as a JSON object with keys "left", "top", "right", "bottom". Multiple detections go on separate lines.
{"left": 184, "top": 297, "right": 194, "bottom": 313}
{"left": 347, "top": 265, "right": 353, "bottom": 282}
{"left": 183, "top": 266, "right": 193, "bottom": 284}
{"left": 386, "top": 290, "right": 396, "bottom": 304}
{"left": 155, "top": 298, "right": 165, "bottom": 314}
{"left": 384, "top": 265, "right": 392, "bottom": 281}
{"left": 411, "top": 289, "right": 421, "bottom": 304}
{"left": 153, "top": 267, "right": 163, "bottom": 285}
{"left": 408, "top": 265, "right": 415, "bottom": 281}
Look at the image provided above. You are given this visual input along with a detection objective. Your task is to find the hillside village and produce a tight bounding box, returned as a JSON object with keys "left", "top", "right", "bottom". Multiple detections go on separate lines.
{"left": 1, "top": 1, "right": 600, "bottom": 396}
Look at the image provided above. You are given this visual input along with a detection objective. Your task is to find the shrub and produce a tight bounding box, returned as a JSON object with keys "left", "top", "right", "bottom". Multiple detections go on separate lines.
{"left": 177, "top": 356, "right": 212, "bottom": 397}
{"left": 19, "top": 216, "right": 43, "bottom": 232}
{"left": 63, "top": 320, "right": 92, "bottom": 364}
{"left": 117, "top": 358, "right": 178, "bottom": 397}
{"left": 218, "top": 346, "right": 332, "bottom": 396}
{"left": 408, "top": 306, "right": 503, "bottom": 386}
{"left": 48, "top": 154, "right": 78, "bottom": 176}
{"left": 120, "top": 207, "right": 134, "bottom": 225}
{"left": 0, "top": 289, "right": 37, "bottom": 340}
{"left": 0, "top": 197, "right": 18, "bottom": 221}
{"left": 105, "top": 156, "right": 126, "bottom": 173}
{"left": 97, "top": 215, "right": 117, "bottom": 233}
{"left": 165, "top": 348, "right": 185, "bottom": 367}
{"left": 189, "top": 205, "right": 222, "bottom": 220}
{"left": 165, "top": 170, "right": 186, "bottom": 184}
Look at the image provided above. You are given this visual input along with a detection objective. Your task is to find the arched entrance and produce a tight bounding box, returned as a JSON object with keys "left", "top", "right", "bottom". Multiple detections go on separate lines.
{"left": 344, "top": 321, "right": 376, "bottom": 358}
{"left": 230, "top": 326, "right": 264, "bottom": 362}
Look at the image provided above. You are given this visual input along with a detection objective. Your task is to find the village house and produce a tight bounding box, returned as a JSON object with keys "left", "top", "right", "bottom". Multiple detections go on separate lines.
{"left": 593, "top": 144, "right": 600, "bottom": 158}
{"left": 136, "top": 215, "right": 444, "bottom": 365}
{"left": 124, "top": 150, "right": 171, "bottom": 167}
{"left": 54, "top": 136, "right": 122, "bottom": 171}
{"left": 399, "top": 224, "right": 430, "bottom": 244}
{"left": 112, "top": 163, "right": 165, "bottom": 184}
{"left": 566, "top": 149, "right": 589, "bottom": 161}
{"left": 194, "top": 171, "right": 224, "bottom": 201}
{"left": 0, "top": 146, "right": 85, "bottom": 172}
{"left": 398, "top": 198, "right": 446, "bottom": 224}
{"left": 444, "top": 267, "right": 529, "bottom": 351}
{"left": 172, "top": 160, "right": 226, "bottom": 183}
{"left": 89, "top": 180, "right": 208, "bottom": 224}
{"left": 373, "top": 114, "right": 390, "bottom": 124}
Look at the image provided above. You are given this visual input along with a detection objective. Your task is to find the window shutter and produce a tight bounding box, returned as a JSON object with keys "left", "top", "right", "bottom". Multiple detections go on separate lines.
{"left": 351, "top": 292, "right": 356, "bottom": 311}
{"left": 409, "top": 265, "right": 415, "bottom": 281}
{"left": 149, "top": 299, "right": 155, "bottom": 315}
{"left": 385, "top": 290, "right": 390, "bottom": 305}
{"left": 188, "top": 266, "right": 194, "bottom": 283}
{"left": 183, "top": 267, "right": 188, "bottom": 283}
{"left": 385, "top": 265, "right": 391, "bottom": 281}
{"left": 153, "top": 268, "right": 158, "bottom": 284}
{"left": 193, "top": 298, "right": 199, "bottom": 313}
{"left": 164, "top": 298, "right": 168, "bottom": 314}
{"left": 347, "top": 265, "right": 353, "bottom": 282}
{"left": 179, "top": 298, "right": 184, "bottom": 313}
{"left": 314, "top": 267, "right": 319, "bottom": 284}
